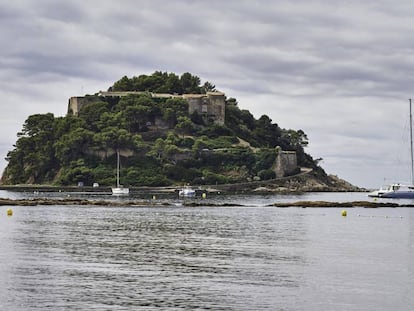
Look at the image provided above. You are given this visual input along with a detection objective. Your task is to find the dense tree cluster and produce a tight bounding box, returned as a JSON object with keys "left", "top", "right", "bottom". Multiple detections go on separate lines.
{"left": 2, "top": 72, "right": 315, "bottom": 186}
{"left": 110, "top": 71, "right": 216, "bottom": 94}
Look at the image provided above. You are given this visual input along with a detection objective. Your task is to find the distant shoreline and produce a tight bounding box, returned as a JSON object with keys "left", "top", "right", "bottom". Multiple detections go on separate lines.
{"left": 0, "top": 184, "right": 365, "bottom": 195}
{"left": 0, "top": 197, "right": 409, "bottom": 208}
{"left": 0, "top": 169, "right": 365, "bottom": 194}
{"left": 0, "top": 185, "right": 176, "bottom": 193}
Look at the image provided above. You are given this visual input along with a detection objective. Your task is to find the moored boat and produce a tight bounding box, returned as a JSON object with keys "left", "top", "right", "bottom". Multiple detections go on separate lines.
{"left": 178, "top": 186, "right": 196, "bottom": 197}
{"left": 376, "top": 183, "right": 414, "bottom": 199}
{"left": 112, "top": 186, "right": 130, "bottom": 195}
{"left": 112, "top": 150, "right": 129, "bottom": 195}
{"left": 369, "top": 99, "right": 414, "bottom": 199}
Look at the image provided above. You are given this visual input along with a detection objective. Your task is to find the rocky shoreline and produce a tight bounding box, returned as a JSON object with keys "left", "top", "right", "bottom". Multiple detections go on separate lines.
{"left": 0, "top": 169, "right": 364, "bottom": 194}
{"left": 212, "top": 171, "right": 363, "bottom": 193}
{"left": 0, "top": 197, "right": 411, "bottom": 208}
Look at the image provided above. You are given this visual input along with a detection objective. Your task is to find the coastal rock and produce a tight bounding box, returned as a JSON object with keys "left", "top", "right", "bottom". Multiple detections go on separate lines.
{"left": 0, "top": 197, "right": 412, "bottom": 208}
{"left": 212, "top": 169, "right": 362, "bottom": 193}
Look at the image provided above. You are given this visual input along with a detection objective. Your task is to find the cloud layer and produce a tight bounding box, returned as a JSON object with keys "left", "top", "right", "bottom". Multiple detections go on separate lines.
{"left": 2, "top": 0, "right": 414, "bottom": 187}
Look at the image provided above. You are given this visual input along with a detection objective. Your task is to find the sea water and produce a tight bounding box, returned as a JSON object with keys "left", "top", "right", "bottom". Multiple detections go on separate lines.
{"left": 0, "top": 191, "right": 413, "bottom": 310}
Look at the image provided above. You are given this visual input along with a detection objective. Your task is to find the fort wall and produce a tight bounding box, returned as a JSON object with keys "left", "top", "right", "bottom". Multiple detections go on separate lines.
{"left": 68, "top": 91, "right": 226, "bottom": 125}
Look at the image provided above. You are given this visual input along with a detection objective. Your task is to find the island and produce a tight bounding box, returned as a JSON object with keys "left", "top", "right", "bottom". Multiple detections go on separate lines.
{"left": 1, "top": 71, "right": 359, "bottom": 192}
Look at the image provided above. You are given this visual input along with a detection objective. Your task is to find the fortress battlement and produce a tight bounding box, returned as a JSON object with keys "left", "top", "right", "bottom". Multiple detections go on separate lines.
{"left": 68, "top": 91, "right": 226, "bottom": 125}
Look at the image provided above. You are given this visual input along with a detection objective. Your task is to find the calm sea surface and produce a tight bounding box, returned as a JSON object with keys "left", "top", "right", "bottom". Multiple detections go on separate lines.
{"left": 0, "top": 191, "right": 413, "bottom": 310}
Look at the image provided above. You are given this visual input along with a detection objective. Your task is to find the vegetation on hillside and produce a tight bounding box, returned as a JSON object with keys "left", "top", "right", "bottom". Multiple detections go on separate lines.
{"left": 2, "top": 72, "right": 317, "bottom": 186}
{"left": 110, "top": 71, "right": 216, "bottom": 94}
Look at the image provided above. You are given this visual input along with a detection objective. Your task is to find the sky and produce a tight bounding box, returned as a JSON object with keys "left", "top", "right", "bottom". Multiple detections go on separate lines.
{"left": 1, "top": 0, "right": 414, "bottom": 189}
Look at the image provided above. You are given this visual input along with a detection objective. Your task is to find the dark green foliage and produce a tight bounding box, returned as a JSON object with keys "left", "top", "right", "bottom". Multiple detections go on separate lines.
{"left": 110, "top": 71, "right": 212, "bottom": 94}
{"left": 58, "top": 159, "right": 94, "bottom": 185}
{"left": 258, "top": 169, "right": 276, "bottom": 180}
{"left": 196, "top": 124, "right": 234, "bottom": 138}
{"left": 254, "top": 149, "right": 277, "bottom": 172}
{"left": 2, "top": 71, "right": 317, "bottom": 186}
{"left": 54, "top": 129, "right": 90, "bottom": 165}
{"left": 91, "top": 164, "right": 115, "bottom": 186}
{"left": 179, "top": 137, "right": 195, "bottom": 149}
{"left": 164, "top": 164, "right": 201, "bottom": 182}
{"left": 199, "top": 171, "right": 229, "bottom": 185}
{"left": 225, "top": 103, "right": 259, "bottom": 145}
{"left": 253, "top": 115, "right": 282, "bottom": 147}
{"left": 78, "top": 99, "right": 110, "bottom": 131}
{"left": 190, "top": 110, "right": 205, "bottom": 125}
{"left": 6, "top": 113, "right": 59, "bottom": 183}
{"left": 175, "top": 116, "right": 195, "bottom": 136}
{"left": 123, "top": 156, "right": 171, "bottom": 186}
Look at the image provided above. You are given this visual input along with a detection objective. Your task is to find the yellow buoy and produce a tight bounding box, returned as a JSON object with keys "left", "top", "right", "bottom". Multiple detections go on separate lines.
{"left": 202, "top": 193, "right": 207, "bottom": 199}
{"left": 6, "top": 208, "right": 13, "bottom": 216}
{"left": 152, "top": 195, "right": 156, "bottom": 200}
{"left": 341, "top": 210, "right": 347, "bottom": 217}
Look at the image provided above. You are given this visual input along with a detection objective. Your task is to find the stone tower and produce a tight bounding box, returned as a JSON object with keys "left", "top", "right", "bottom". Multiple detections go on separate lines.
{"left": 273, "top": 149, "right": 298, "bottom": 178}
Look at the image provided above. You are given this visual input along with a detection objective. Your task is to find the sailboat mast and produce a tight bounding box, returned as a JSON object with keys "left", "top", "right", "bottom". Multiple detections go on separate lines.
{"left": 117, "top": 150, "right": 120, "bottom": 188}
{"left": 410, "top": 99, "right": 414, "bottom": 185}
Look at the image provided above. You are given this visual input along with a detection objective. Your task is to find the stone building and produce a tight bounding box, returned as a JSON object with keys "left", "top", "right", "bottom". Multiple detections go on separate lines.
{"left": 67, "top": 96, "right": 86, "bottom": 116}
{"left": 273, "top": 150, "right": 298, "bottom": 178}
{"left": 184, "top": 92, "right": 225, "bottom": 125}
{"left": 68, "top": 91, "right": 226, "bottom": 125}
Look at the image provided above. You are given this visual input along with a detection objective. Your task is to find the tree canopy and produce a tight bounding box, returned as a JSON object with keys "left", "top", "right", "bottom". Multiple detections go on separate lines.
{"left": 109, "top": 71, "right": 216, "bottom": 94}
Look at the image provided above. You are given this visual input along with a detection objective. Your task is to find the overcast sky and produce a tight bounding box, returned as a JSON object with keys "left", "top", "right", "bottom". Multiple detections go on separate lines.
{"left": 2, "top": 0, "right": 414, "bottom": 188}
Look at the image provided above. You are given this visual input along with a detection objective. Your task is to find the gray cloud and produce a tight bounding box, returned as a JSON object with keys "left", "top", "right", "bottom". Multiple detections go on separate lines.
{"left": 1, "top": 0, "right": 414, "bottom": 187}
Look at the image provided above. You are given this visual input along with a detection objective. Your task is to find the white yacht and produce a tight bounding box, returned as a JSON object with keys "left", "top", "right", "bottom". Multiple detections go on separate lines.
{"left": 369, "top": 99, "right": 414, "bottom": 199}
{"left": 375, "top": 183, "right": 414, "bottom": 199}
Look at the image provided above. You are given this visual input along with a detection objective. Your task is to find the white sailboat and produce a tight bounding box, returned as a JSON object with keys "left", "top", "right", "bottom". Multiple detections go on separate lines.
{"left": 369, "top": 99, "right": 414, "bottom": 198}
{"left": 112, "top": 150, "right": 129, "bottom": 195}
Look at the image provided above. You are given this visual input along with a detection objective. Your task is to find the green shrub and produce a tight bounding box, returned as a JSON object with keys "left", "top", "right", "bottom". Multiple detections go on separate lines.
{"left": 254, "top": 150, "right": 276, "bottom": 172}
{"left": 258, "top": 169, "right": 276, "bottom": 180}
{"left": 92, "top": 164, "right": 115, "bottom": 186}
{"left": 179, "top": 137, "right": 195, "bottom": 148}
{"left": 200, "top": 170, "right": 229, "bottom": 184}
{"left": 58, "top": 165, "right": 94, "bottom": 186}
{"left": 135, "top": 174, "right": 171, "bottom": 186}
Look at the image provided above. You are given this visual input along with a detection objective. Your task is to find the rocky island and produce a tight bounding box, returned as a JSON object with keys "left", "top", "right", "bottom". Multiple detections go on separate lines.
{"left": 1, "top": 71, "right": 359, "bottom": 192}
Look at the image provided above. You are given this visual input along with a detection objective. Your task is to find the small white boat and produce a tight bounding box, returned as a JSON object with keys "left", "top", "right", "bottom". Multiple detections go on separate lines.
{"left": 112, "top": 150, "right": 129, "bottom": 195}
{"left": 112, "top": 186, "right": 130, "bottom": 195}
{"left": 178, "top": 186, "right": 196, "bottom": 197}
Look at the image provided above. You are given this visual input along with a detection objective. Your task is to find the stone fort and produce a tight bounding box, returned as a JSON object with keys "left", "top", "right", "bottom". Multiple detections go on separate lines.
{"left": 68, "top": 91, "right": 226, "bottom": 125}
{"left": 68, "top": 91, "right": 299, "bottom": 178}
